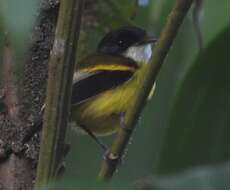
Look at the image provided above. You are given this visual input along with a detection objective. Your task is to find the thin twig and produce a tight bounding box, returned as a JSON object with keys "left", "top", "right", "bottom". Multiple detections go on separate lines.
{"left": 34, "top": 0, "right": 84, "bottom": 189}
{"left": 98, "top": 0, "right": 195, "bottom": 180}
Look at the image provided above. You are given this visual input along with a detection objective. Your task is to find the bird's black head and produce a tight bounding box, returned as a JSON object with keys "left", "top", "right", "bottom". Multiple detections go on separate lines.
{"left": 97, "top": 26, "right": 155, "bottom": 55}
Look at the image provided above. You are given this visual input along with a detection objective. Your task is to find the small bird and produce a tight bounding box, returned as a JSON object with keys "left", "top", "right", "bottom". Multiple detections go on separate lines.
{"left": 70, "top": 26, "right": 156, "bottom": 150}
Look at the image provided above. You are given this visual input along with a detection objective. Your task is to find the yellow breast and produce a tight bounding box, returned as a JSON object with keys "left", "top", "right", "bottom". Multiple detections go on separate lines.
{"left": 71, "top": 64, "right": 154, "bottom": 136}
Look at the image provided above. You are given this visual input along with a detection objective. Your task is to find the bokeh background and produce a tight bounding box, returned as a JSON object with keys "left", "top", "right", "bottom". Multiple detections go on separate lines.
{"left": 1, "top": 0, "right": 230, "bottom": 189}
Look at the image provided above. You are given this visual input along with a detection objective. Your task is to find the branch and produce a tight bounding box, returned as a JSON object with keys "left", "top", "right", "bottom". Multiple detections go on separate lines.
{"left": 34, "top": 0, "right": 84, "bottom": 189}
{"left": 98, "top": 0, "right": 195, "bottom": 180}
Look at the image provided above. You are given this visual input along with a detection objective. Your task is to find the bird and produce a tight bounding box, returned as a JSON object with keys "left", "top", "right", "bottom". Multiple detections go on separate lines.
{"left": 70, "top": 26, "right": 157, "bottom": 151}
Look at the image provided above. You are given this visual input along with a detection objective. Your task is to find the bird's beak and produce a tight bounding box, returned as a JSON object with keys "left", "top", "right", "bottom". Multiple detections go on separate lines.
{"left": 137, "top": 35, "right": 157, "bottom": 45}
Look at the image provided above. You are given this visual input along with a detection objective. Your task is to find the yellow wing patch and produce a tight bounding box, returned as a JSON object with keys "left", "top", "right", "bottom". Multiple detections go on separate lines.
{"left": 80, "top": 64, "right": 136, "bottom": 73}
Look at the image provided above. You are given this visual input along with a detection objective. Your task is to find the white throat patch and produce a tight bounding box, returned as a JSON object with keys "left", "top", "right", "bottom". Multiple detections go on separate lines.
{"left": 123, "top": 44, "right": 152, "bottom": 63}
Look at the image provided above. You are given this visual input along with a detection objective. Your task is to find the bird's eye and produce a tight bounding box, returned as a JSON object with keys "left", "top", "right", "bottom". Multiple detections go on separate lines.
{"left": 118, "top": 40, "right": 123, "bottom": 44}
{"left": 118, "top": 40, "right": 126, "bottom": 47}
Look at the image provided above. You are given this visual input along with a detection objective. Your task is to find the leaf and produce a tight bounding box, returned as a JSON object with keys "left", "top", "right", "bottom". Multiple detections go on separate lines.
{"left": 43, "top": 179, "right": 132, "bottom": 190}
{"left": 134, "top": 163, "right": 230, "bottom": 190}
{"left": 156, "top": 24, "right": 230, "bottom": 174}
{"left": 192, "top": 0, "right": 204, "bottom": 49}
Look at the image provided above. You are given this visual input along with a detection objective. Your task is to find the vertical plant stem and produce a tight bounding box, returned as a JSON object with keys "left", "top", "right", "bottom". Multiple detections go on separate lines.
{"left": 98, "top": 0, "right": 194, "bottom": 180}
{"left": 34, "top": 0, "right": 84, "bottom": 189}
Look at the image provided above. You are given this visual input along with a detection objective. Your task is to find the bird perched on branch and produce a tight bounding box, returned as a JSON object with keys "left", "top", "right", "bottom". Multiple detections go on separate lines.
{"left": 70, "top": 26, "right": 156, "bottom": 150}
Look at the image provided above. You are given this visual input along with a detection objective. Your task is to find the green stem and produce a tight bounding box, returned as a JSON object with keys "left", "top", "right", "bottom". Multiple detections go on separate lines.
{"left": 98, "top": 0, "right": 194, "bottom": 180}
{"left": 34, "top": 0, "right": 84, "bottom": 189}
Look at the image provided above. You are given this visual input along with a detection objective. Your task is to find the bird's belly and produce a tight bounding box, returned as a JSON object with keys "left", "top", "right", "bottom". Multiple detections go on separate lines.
{"left": 70, "top": 65, "right": 154, "bottom": 136}
{"left": 71, "top": 81, "right": 137, "bottom": 136}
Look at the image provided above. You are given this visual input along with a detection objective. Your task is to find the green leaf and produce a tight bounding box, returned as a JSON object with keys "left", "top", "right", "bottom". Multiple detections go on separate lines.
{"left": 43, "top": 178, "right": 132, "bottom": 190}
{"left": 156, "top": 24, "right": 230, "bottom": 174}
{"left": 134, "top": 163, "right": 230, "bottom": 190}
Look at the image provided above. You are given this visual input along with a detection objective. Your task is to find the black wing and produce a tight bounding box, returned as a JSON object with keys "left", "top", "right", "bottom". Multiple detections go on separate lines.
{"left": 71, "top": 70, "right": 133, "bottom": 105}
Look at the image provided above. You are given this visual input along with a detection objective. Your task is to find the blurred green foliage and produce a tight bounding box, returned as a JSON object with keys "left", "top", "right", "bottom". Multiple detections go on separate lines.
{"left": 157, "top": 23, "right": 230, "bottom": 174}
{"left": 0, "top": 0, "right": 38, "bottom": 78}
{"left": 64, "top": 0, "right": 230, "bottom": 189}
{"left": 134, "top": 163, "right": 230, "bottom": 190}
{"left": 1, "top": 0, "right": 230, "bottom": 189}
